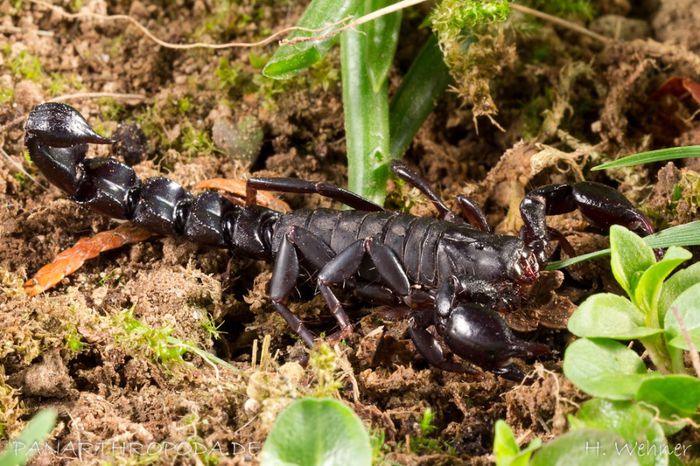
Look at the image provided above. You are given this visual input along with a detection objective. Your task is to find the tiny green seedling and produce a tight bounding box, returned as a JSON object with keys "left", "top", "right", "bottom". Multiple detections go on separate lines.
{"left": 492, "top": 420, "right": 541, "bottom": 466}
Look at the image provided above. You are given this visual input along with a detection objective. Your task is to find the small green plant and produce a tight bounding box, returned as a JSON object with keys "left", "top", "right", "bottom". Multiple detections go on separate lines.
{"left": 260, "top": 398, "right": 372, "bottom": 466}
{"left": 565, "top": 226, "right": 700, "bottom": 376}
{"left": 492, "top": 226, "right": 700, "bottom": 465}
{"left": 0, "top": 409, "right": 57, "bottom": 466}
{"left": 493, "top": 420, "right": 541, "bottom": 466}
{"left": 112, "top": 307, "right": 234, "bottom": 372}
{"left": 406, "top": 407, "right": 456, "bottom": 455}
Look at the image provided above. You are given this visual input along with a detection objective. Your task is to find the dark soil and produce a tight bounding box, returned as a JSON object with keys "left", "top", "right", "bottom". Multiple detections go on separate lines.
{"left": 1, "top": 0, "right": 699, "bottom": 464}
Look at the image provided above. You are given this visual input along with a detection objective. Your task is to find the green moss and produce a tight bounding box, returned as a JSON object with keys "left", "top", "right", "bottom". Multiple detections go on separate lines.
{"left": 431, "top": 0, "right": 510, "bottom": 34}
{"left": 522, "top": 0, "right": 594, "bottom": 20}
{"left": 181, "top": 125, "right": 215, "bottom": 156}
{"left": 64, "top": 323, "right": 85, "bottom": 354}
{"left": 431, "top": 0, "right": 514, "bottom": 120}
{"left": 199, "top": 314, "right": 222, "bottom": 340}
{"left": 177, "top": 96, "right": 193, "bottom": 114}
{"left": 99, "top": 97, "right": 126, "bottom": 121}
{"left": 8, "top": 50, "right": 44, "bottom": 82}
{"left": 216, "top": 57, "right": 241, "bottom": 90}
{"left": 0, "top": 88, "right": 14, "bottom": 105}
{"left": 112, "top": 307, "right": 189, "bottom": 367}
{"left": 48, "top": 73, "right": 84, "bottom": 97}
{"left": 309, "top": 343, "right": 342, "bottom": 397}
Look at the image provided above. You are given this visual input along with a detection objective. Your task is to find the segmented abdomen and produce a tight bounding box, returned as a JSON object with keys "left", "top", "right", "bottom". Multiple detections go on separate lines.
{"left": 271, "top": 208, "right": 450, "bottom": 285}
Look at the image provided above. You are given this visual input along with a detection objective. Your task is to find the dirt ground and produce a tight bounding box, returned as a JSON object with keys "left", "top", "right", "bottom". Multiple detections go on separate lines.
{"left": 1, "top": 0, "right": 699, "bottom": 464}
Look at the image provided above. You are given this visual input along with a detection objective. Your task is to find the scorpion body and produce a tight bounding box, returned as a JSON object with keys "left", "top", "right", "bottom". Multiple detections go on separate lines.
{"left": 24, "top": 103, "right": 654, "bottom": 380}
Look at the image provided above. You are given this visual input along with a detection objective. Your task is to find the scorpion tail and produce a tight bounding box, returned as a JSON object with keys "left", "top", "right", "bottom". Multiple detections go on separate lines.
{"left": 24, "top": 103, "right": 280, "bottom": 294}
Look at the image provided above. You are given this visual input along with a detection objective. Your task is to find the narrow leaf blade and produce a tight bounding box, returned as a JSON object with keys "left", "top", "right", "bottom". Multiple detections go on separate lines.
{"left": 593, "top": 146, "right": 700, "bottom": 171}
{"left": 366, "top": 0, "right": 402, "bottom": 92}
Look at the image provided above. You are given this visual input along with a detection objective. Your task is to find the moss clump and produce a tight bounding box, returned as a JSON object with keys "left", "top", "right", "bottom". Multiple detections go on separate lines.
{"left": 0, "top": 88, "right": 14, "bottom": 105}
{"left": 0, "top": 370, "right": 25, "bottom": 439}
{"left": 431, "top": 0, "right": 515, "bottom": 124}
{"left": 8, "top": 51, "right": 44, "bottom": 82}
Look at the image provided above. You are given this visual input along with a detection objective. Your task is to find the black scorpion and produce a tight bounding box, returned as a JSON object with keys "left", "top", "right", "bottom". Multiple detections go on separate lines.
{"left": 24, "top": 103, "right": 654, "bottom": 380}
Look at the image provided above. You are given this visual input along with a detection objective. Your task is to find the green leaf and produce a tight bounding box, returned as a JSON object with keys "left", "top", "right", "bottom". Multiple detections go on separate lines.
{"left": 633, "top": 247, "right": 691, "bottom": 316}
{"left": 531, "top": 429, "right": 639, "bottom": 466}
{"left": 610, "top": 226, "right": 656, "bottom": 297}
{"left": 573, "top": 399, "right": 667, "bottom": 466}
{"left": 592, "top": 146, "right": 700, "bottom": 171}
{"left": 636, "top": 375, "right": 700, "bottom": 419}
{"left": 389, "top": 34, "right": 451, "bottom": 159}
{"left": 659, "top": 261, "right": 700, "bottom": 319}
{"left": 260, "top": 398, "right": 372, "bottom": 466}
{"left": 0, "top": 409, "right": 57, "bottom": 466}
{"left": 568, "top": 294, "right": 661, "bottom": 340}
{"left": 341, "top": 2, "right": 391, "bottom": 205}
{"left": 365, "top": 0, "right": 401, "bottom": 92}
{"left": 546, "top": 221, "right": 700, "bottom": 270}
{"left": 262, "top": 0, "right": 359, "bottom": 79}
{"left": 664, "top": 282, "right": 700, "bottom": 350}
{"left": 493, "top": 420, "right": 541, "bottom": 466}
{"left": 563, "top": 339, "right": 648, "bottom": 400}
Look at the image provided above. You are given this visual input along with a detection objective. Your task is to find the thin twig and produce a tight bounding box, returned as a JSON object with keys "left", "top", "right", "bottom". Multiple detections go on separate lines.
{"left": 281, "top": 0, "right": 428, "bottom": 46}
{"left": 669, "top": 306, "right": 700, "bottom": 378}
{"left": 49, "top": 91, "right": 146, "bottom": 103}
{"left": 509, "top": 3, "right": 611, "bottom": 44}
{"left": 29, "top": 0, "right": 352, "bottom": 50}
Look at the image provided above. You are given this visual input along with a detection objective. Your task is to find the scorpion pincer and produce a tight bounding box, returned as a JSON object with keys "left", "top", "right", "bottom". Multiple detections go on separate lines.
{"left": 24, "top": 103, "right": 655, "bottom": 381}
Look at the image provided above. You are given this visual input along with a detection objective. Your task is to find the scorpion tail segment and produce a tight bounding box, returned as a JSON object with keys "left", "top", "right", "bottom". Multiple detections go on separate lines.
{"left": 26, "top": 103, "right": 111, "bottom": 147}
{"left": 441, "top": 304, "right": 548, "bottom": 379}
{"left": 24, "top": 224, "right": 152, "bottom": 297}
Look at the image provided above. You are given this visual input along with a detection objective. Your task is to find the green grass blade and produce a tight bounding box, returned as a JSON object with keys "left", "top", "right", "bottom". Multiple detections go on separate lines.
{"left": 0, "top": 409, "right": 57, "bottom": 466}
{"left": 546, "top": 221, "right": 700, "bottom": 269}
{"left": 389, "top": 34, "right": 452, "bottom": 159}
{"left": 341, "top": 2, "right": 391, "bottom": 205}
{"left": 262, "top": 0, "right": 359, "bottom": 79}
{"left": 366, "top": 0, "right": 402, "bottom": 93}
{"left": 592, "top": 146, "right": 700, "bottom": 171}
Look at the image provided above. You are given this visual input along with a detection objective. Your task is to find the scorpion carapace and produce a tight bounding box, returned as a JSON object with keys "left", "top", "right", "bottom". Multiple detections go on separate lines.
{"left": 24, "top": 102, "right": 655, "bottom": 381}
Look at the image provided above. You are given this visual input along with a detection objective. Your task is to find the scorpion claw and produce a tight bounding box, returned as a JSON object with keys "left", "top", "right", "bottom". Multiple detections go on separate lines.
{"left": 26, "top": 102, "right": 112, "bottom": 147}
{"left": 441, "top": 303, "right": 548, "bottom": 380}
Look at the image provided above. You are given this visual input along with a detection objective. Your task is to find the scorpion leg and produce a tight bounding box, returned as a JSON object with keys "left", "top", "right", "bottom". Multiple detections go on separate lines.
{"left": 520, "top": 182, "right": 654, "bottom": 264}
{"left": 269, "top": 234, "right": 316, "bottom": 346}
{"left": 246, "top": 177, "right": 384, "bottom": 212}
{"left": 391, "top": 161, "right": 490, "bottom": 231}
{"left": 24, "top": 224, "right": 152, "bottom": 296}
{"left": 194, "top": 178, "right": 291, "bottom": 213}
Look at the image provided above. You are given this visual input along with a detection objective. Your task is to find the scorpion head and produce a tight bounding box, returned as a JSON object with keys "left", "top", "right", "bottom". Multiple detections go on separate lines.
{"left": 439, "top": 230, "right": 540, "bottom": 290}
